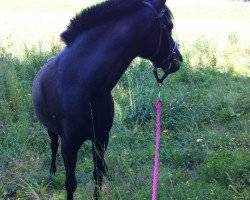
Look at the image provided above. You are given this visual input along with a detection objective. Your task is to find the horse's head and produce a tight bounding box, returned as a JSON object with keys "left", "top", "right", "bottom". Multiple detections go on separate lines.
{"left": 139, "top": 0, "right": 182, "bottom": 83}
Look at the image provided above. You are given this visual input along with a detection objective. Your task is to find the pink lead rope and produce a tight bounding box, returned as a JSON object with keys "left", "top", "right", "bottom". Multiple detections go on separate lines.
{"left": 152, "top": 98, "right": 162, "bottom": 200}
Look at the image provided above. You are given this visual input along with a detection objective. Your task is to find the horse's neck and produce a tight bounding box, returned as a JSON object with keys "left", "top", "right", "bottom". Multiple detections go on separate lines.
{"left": 80, "top": 22, "right": 139, "bottom": 93}
{"left": 58, "top": 15, "right": 143, "bottom": 95}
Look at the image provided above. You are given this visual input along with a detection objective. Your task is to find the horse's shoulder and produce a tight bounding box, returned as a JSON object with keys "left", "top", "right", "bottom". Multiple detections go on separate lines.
{"left": 45, "top": 56, "right": 56, "bottom": 64}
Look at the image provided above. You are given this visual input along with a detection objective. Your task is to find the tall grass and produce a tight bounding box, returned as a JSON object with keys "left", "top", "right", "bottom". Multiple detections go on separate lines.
{"left": 0, "top": 35, "right": 249, "bottom": 199}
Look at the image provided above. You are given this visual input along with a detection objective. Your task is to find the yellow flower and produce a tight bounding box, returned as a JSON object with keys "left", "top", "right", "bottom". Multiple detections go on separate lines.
{"left": 186, "top": 180, "right": 191, "bottom": 186}
{"left": 163, "top": 129, "right": 170, "bottom": 134}
{"left": 167, "top": 136, "right": 173, "bottom": 140}
{"left": 196, "top": 138, "right": 203, "bottom": 143}
{"left": 112, "top": 135, "right": 117, "bottom": 139}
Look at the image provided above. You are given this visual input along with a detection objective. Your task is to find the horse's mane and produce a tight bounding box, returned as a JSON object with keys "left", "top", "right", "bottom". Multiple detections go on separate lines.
{"left": 61, "top": 0, "right": 173, "bottom": 46}
{"left": 61, "top": 0, "right": 143, "bottom": 46}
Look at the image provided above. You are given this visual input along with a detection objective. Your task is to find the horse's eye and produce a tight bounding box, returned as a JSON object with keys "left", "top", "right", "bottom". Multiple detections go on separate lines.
{"left": 163, "top": 24, "right": 172, "bottom": 33}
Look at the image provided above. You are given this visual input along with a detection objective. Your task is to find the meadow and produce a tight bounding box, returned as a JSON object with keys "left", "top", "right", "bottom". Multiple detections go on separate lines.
{"left": 0, "top": 0, "right": 250, "bottom": 199}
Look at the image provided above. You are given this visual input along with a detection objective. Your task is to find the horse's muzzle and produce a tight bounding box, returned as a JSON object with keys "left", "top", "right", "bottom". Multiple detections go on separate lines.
{"left": 164, "top": 57, "right": 182, "bottom": 74}
{"left": 153, "top": 43, "right": 183, "bottom": 84}
{"left": 161, "top": 42, "right": 183, "bottom": 74}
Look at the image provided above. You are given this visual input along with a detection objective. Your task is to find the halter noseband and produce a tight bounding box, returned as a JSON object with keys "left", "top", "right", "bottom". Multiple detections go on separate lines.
{"left": 143, "top": 1, "right": 180, "bottom": 84}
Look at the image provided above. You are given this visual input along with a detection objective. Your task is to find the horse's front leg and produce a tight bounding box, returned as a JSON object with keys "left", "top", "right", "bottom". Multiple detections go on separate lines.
{"left": 61, "top": 137, "right": 80, "bottom": 200}
{"left": 92, "top": 136, "right": 109, "bottom": 200}
{"left": 91, "top": 93, "right": 114, "bottom": 199}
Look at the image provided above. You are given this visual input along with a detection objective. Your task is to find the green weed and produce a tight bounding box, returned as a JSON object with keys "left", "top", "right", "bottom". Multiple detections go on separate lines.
{"left": 0, "top": 34, "right": 249, "bottom": 199}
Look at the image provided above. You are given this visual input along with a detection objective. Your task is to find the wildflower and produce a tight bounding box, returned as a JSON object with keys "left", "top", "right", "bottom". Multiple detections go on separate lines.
{"left": 112, "top": 135, "right": 117, "bottom": 139}
{"left": 167, "top": 136, "right": 173, "bottom": 140}
{"left": 186, "top": 180, "right": 191, "bottom": 186}
{"left": 163, "top": 129, "right": 170, "bottom": 134}
{"left": 196, "top": 138, "right": 203, "bottom": 143}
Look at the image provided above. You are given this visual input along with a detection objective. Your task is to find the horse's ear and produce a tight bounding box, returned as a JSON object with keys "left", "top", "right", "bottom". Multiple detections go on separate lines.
{"left": 151, "top": 0, "right": 166, "bottom": 12}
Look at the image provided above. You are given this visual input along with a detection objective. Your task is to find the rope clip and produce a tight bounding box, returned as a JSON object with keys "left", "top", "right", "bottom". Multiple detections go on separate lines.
{"left": 158, "top": 83, "right": 162, "bottom": 99}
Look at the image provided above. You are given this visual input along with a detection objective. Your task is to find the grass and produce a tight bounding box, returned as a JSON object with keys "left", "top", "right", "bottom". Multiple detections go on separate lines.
{"left": 0, "top": 0, "right": 250, "bottom": 199}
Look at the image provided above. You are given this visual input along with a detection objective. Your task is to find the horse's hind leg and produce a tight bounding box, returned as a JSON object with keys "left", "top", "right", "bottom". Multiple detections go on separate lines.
{"left": 48, "top": 129, "right": 59, "bottom": 175}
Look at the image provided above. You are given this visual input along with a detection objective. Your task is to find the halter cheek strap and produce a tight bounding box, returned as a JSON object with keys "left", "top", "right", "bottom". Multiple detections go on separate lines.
{"left": 143, "top": 1, "right": 165, "bottom": 59}
{"left": 143, "top": 1, "right": 165, "bottom": 18}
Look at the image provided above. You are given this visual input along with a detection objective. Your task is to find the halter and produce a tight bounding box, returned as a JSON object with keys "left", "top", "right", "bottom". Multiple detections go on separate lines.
{"left": 143, "top": 1, "right": 180, "bottom": 84}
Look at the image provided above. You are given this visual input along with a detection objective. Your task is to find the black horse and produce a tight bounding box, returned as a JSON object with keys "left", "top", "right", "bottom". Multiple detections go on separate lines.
{"left": 32, "top": 0, "right": 182, "bottom": 199}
